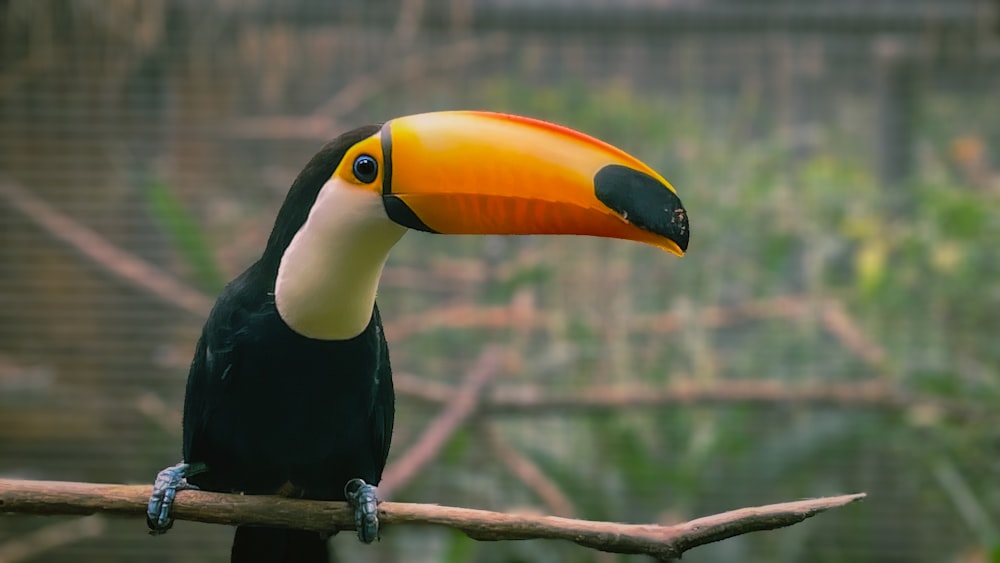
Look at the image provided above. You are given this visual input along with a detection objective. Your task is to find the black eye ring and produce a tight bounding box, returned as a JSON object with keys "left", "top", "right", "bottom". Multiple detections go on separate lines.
{"left": 352, "top": 155, "right": 378, "bottom": 184}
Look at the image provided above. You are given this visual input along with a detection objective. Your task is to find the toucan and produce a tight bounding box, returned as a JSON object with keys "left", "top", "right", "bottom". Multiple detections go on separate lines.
{"left": 145, "top": 111, "right": 689, "bottom": 562}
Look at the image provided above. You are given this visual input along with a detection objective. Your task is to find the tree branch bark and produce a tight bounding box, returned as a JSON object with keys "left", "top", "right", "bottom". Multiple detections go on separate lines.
{"left": 0, "top": 177, "right": 213, "bottom": 317}
{"left": 226, "top": 34, "right": 509, "bottom": 141}
{"left": 0, "top": 478, "right": 864, "bottom": 560}
{"left": 393, "top": 373, "right": 982, "bottom": 422}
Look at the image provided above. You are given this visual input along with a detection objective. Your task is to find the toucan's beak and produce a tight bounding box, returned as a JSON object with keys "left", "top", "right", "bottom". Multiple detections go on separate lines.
{"left": 378, "top": 111, "right": 689, "bottom": 255}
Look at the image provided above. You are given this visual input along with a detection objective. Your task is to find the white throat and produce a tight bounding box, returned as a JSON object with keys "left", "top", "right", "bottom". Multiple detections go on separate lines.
{"left": 274, "top": 180, "right": 406, "bottom": 340}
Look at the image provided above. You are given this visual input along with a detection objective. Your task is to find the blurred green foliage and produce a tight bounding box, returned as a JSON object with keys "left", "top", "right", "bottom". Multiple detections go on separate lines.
{"left": 361, "top": 78, "right": 999, "bottom": 563}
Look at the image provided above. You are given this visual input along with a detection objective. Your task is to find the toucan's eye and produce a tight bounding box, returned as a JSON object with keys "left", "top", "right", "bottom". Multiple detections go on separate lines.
{"left": 352, "top": 155, "right": 378, "bottom": 183}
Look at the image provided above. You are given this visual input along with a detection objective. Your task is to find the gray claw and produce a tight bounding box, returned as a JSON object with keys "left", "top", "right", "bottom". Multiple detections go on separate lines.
{"left": 344, "top": 478, "right": 380, "bottom": 543}
{"left": 147, "top": 462, "right": 203, "bottom": 535}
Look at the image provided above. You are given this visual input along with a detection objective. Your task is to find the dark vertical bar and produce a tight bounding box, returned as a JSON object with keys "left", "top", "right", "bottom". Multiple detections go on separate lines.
{"left": 875, "top": 37, "right": 917, "bottom": 190}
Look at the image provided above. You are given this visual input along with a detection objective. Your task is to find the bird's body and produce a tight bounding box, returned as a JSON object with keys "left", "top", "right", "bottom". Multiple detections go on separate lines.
{"left": 182, "top": 271, "right": 393, "bottom": 502}
{"left": 167, "top": 125, "right": 395, "bottom": 562}
{"left": 184, "top": 277, "right": 391, "bottom": 562}
{"left": 147, "top": 111, "right": 690, "bottom": 563}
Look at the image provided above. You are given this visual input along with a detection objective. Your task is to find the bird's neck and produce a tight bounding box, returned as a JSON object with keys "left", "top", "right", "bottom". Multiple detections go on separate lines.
{"left": 274, "top": 186, "right": 405, "bottom": 340}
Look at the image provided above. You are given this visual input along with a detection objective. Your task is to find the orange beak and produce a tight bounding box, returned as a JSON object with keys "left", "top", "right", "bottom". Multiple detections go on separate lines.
{"left": 379, "top": 111, "right": 688, "bottom": 255}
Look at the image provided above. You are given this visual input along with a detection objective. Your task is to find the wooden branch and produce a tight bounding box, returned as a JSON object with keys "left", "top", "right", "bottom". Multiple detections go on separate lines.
{"left": 0, "top": 177, "right": 213, "bottom": 317}
{"left": 391, "top": 0, "right": 426, "bottom": 47}
{"left": 483, "top": 379, "right": 911, "bottom": 412}
{"left": 394, "top": 373, "right": 980, "bottom": 421}
{"left": 385, "top": 295, "right": 888, "bottom": 369}
{"left": 384, "top": 303, "right": 546, "bottom": 340}
{"left": 0, "top": 479, "right": 864, "bottom": 559}
{"left": 227, "top": 34, "right": 509, "bottom": 141}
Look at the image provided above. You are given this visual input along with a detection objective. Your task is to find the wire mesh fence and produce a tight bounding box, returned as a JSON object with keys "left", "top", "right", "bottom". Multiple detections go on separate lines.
{"left": 1, "top": 1, "right": 998, "bottom": 561}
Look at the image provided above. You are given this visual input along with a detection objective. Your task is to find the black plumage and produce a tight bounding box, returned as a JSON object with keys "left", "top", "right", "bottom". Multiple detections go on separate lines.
{"left": 179, "top": 125, "right": 393, "bottom": 562}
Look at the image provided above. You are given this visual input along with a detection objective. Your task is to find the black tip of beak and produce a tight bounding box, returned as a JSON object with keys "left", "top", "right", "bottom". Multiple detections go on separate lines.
{"left": 595, "top": 165, "right": 690, "bottom": 252}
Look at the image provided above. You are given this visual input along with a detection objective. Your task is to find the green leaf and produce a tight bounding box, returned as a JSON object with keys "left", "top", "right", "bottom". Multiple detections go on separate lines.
{"left": 145, "top": 178, "right": 225, "bottom": 293}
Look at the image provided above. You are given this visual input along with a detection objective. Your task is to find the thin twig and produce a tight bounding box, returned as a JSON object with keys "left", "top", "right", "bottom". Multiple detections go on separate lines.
{"left": 0, "top": 478, "right": 865, "bottom": 560}
{"left": 384, "top": 295, "right": 817, "bottom": 339}
{"left": 391, "top": 371, "right": 456, "bottom": 403}
{"left": 393, "top": 374, "right": 979, "bottom": 420}
{"left": 482, "top": 423, "right": 577, "bottom": 518}
{"left": 0, "top": 178, "right": 213, "bottom": 317}
{"left": 393, "top": 0, "right": 426, "bottom": 46}
{"left": 384, "top": 295, "right": 887, "bottom": 370}
{"left": 313, "top": 33, "right": 507, "bottom": 120}
{"left": 378, "top": 347, "right": 504, "bottom": 498}
{"left": 819, "top": 300, "right": 887, "bottom": 367}
{"left": 485, "top": 379, "right": 909, "bottom": 412}
{"left": 643, "top": 296, "right": 887, "bottom": 368}
{"left": 227, "top": 34, "right": 509, "bottom": 140}
{"left": 384, "top": 303, "right": 545, "bottom": 340}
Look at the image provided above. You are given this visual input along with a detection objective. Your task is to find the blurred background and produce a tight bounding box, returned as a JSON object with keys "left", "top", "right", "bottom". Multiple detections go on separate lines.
{"left": 1, "top": 1, "right": 999, "bottom": 561}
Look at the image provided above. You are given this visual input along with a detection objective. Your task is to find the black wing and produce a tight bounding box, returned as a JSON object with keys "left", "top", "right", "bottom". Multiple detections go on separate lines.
{"left": 180, "top": 267, "right": 258, "bottom": 491}
{"left": 369, "top": 306, "right": 395, "bottom": 484}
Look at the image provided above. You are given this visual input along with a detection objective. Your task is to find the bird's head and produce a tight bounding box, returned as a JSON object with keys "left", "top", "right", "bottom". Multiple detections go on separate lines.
{"left": 268, "top": 111, "right": 690, "bottom": 339}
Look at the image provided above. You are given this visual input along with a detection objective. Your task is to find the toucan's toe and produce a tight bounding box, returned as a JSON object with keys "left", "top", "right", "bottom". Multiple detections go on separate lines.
{"left": 146, "top": 462, "right": 205, "bottom": 535}
{"left": 344, "top": 478, "right": 380, "bottom": 543}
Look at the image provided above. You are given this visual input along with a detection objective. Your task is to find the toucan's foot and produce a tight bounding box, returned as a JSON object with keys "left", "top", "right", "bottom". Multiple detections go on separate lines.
{"left": 344, "top": 478, "right": 380, "bottom": 543}
{"left": 146, "top": 461, "right": 205, "bottom": 535}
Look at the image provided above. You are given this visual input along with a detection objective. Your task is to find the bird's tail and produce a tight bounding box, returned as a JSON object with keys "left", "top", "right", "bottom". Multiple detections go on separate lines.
{"left": 231, "top": 526, "right": 329, "bottom": 563}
